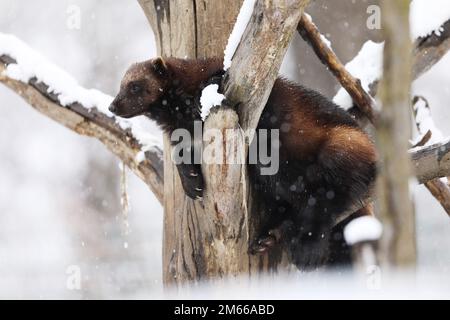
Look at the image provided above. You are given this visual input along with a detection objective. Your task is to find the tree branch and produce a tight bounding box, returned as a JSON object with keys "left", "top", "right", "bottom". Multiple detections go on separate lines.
{"left": 0, "top": 54, "right": 164, "bottom": 203}
{"left": 413, "top": 19, "right": 450, "bottom": 79}
{"left": 297, "top": 13, "right": 377, "bottom": 124}
{"left": 376, "top": 0, "right": 416, "bottom": 267}
{"left": 369, "top": 19, "right": 450, "bottom": 97}
{"left": 423, "top": 179, "right": 450, "bottom": 217}
{"left": 412, "top": 139, "right": 450, "bottom": 184}
{"left": 297, "top": 13, "right": 450, "bottom": 218}
{"left": 224, "top": 0, "right": 310, "bottom": 135}
{"left": 298, "top": 14, "right": 450, "bottom": 123}
{"left": 412, "top": 96, "right": 450, "bottom": 217}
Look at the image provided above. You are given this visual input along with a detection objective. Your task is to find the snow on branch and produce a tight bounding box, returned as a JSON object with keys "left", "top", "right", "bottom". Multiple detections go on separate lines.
{"left": 410, "top": 0, "right": 450, "bottom": 78}
{"left": 297, "top": 13, "right": 377, "bottom": 123}
{"left": 296, "top": 12, "right": 450, "bottom": 218}
{"left": 223, "top": 0, "right": 310, "bottom": 134}
{"left": 410, "top": 0, "right": 450, "bottom": 39}
{"left": 413, "top": 18, "right": 450, "bottom": 79}
{"left": 412, "top": 96, "right": 446, "bottom": 145}
{"left": 298, "top": 9, "right": 450, "bottom": 128}
{"left": 332, "top": 41, "right": 384, "bottom": 112}
{"left": 0, "top": 33, "right": 164, "bottom": 203}
{"left": 296, "top": 2, "right": 450, "bottom": 129}
{"left": 327, "top": 15, "right": 450, "bottom": 117}
{"left": 412, "top": 96, "right": 450, "bottom": 216}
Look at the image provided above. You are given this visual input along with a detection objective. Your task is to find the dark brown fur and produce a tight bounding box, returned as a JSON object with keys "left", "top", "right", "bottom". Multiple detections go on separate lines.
{"left": 110, "top": 57, "right": 377, "bottom": 270}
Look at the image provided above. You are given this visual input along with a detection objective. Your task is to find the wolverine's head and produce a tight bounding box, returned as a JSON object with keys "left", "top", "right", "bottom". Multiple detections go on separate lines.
{"left": 109, "top": 57, "right": 170, "bottom": 118}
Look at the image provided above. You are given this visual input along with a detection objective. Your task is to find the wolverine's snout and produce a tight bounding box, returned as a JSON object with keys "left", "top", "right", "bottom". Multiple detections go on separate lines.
{"left": 108, "top": 103, "right": 117, "bottom": 113}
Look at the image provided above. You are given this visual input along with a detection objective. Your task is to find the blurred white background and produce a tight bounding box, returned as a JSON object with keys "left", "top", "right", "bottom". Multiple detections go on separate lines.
{"left": 0, "top": 0, "right": 449, "bottom": 299}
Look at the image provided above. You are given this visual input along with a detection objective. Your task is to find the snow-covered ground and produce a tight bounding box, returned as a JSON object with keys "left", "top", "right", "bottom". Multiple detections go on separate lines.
{"left": 161, "top": 271, "right": 450, "bottom": 300}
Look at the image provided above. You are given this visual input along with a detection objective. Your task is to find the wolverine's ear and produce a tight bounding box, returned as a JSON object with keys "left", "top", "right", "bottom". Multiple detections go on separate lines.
{"left": 152, "top": 57, "right": 167, "bottom": 76}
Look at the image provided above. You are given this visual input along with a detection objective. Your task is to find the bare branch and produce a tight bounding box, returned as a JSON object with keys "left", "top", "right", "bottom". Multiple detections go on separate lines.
{"left": 297, "top": 13, "right": 377, "bottom": 124}
{"left": 412, "top": 139, "right": 450, "bottom": 184}
{"left": 423, "top": 179, "right": 450, "bottom": 217}
{"left": 0, "top": 54, "right": 164, "bottom": 203}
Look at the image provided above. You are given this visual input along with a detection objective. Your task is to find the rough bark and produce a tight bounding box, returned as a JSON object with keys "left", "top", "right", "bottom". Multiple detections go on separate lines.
{"left": 223, "top": 0, "right": 310, "bottom": 134}
{"left": 412, "top": 96, "right": 450, "bottom": 217}
{"left": 412, "top": 140, "right": 450, "bottom": 184}
{"left": 413, "top": 19, "right": 450, "bottom": 79}
{"left": 423, "top": 180, "right": 450, "bottom": 217}
{"left": 138, "top": 0, "right": 309, "bottom": 285}
{"left": 0, "top": 55, "right": 164, "bottom": 203}
{"left": 376, "top": 0, "right": 416, "bottom": 267}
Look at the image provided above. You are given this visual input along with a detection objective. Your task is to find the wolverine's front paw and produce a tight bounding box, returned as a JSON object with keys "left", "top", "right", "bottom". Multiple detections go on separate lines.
{"left": 183, "top": 176, "right": 204, "bottom": 200}
{"left": 177, "top": 164, "right": 205, "bottom": 200}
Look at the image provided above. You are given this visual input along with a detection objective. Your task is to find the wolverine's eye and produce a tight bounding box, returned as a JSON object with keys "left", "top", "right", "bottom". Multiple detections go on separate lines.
{"left": 129, "top": 83, "right": 142, "bottom": 94}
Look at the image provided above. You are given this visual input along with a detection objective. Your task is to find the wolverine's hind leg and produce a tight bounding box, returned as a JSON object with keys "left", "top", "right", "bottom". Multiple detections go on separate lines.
{"left": 249, "top": 196, "right": 296, "bottom": 254}
{"left": 249, "top": 219, "right": 296, "bottom": 254}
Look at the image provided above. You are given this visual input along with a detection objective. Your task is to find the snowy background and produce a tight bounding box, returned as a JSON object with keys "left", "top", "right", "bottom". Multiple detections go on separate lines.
{"left": 0, "top": 0, "right": 449, "bottom": 299}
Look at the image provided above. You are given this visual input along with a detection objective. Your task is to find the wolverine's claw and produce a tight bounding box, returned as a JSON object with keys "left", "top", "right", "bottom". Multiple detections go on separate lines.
{"left": 249, "top": 234, "right": 277, "bottom": 254}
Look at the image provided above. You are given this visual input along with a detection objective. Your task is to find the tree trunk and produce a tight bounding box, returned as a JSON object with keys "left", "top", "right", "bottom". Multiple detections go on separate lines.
{"left": 376, "top": 0, "right": 416, "bottom": 268}
{"left": 138, "top": 0, "right": 305, "bottom": 286}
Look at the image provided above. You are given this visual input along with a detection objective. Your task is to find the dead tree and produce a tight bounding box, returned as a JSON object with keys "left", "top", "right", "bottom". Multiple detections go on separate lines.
{"left": 138, "top": 0, "right": 310, "bottom": 284}
{"left": 2, "top": 1, "right": 450, "bottom": 286}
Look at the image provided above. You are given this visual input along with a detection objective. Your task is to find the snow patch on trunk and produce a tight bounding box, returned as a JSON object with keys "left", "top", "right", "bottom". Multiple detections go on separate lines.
{"left": 223, "top": 0, "right": 256, "bottom": 70}
{"left": 200, "top": 84, "right": 225, "bottom": 121}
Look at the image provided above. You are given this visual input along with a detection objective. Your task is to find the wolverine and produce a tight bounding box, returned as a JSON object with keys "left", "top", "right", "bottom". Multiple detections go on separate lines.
{"left": 109, "top": 57, "right": 377, "bottom": 270}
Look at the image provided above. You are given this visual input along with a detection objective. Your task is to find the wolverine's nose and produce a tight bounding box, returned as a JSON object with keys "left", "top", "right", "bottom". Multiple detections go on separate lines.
{"left": 109, "top": 103, "right": 117, "bottom": 113}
